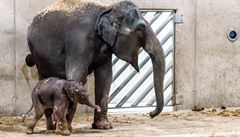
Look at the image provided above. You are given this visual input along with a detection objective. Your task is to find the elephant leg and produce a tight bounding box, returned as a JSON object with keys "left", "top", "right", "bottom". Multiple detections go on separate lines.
{"left": 65, "top": 34, "right": 92, "bottom": 83}
{"left": 65, "top": 42, "right": 91, "bottom": 131}
{"left": 54, "top": 103, "right": 70, "bottom": 136}
{"left": 26, "top": 108, "right": 44, "bottom": 134}
{"left": 65, "top": 60, "right": 88, "bottom": 132}
{"left": 66, "top": 102, "right": 77, "bottom": 132}
{"left": 92, "top": 58, "right": 113, "bottom": 129}
{"left": 44, "top": 109, "right": 56, "bottom": 130}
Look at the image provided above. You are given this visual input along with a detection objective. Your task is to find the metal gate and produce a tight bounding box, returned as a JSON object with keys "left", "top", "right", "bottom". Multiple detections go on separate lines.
{"left": 109, "top": 10, "right": 175, "bottom": 113}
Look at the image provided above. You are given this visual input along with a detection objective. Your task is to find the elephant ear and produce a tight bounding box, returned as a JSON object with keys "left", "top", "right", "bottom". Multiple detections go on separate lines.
{"left": 96, "top": 9, "right": 118, "bottom": 47}
{"left": 63, "top": 82, "right": 75, "bottom": 102}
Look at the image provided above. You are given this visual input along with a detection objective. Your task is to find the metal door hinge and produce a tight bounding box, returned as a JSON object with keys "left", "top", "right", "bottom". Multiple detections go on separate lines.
{"left": 174, "top": 12, "right": 184, "bottom": 23}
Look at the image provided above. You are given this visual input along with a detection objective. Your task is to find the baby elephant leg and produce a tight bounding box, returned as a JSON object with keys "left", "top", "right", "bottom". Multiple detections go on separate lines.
{"left": 44, "top": 109, "right": 56, "bottom": 130}
{"left": 26, "top": 108, "right": 44, "bottom": 134}
{"left": 54, "top": 104, "right": 70, "bottom": 136}
{"left": 66, "top": 102, "right": 77, "bottom": 133}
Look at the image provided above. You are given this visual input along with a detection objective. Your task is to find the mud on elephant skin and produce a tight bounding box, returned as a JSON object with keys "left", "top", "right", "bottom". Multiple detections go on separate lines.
{"left": 25, "top": 0, "right": 165, "bottom": 129}
{"left": 22, "top": 77, "right": 100, "bottom": 136}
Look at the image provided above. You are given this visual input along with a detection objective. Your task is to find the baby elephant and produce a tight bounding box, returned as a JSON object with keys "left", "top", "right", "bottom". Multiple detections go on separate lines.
{"left": 22, "top": 77, "right": 100, "bottom": 136}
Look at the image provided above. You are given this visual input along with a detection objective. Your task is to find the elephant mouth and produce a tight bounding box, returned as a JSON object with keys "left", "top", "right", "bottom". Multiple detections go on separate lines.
{"left": 129, "top": 58, "right": 139, "bottom": 72}
{"left": 112, "top": 31, "right": 119, "bottom": 48}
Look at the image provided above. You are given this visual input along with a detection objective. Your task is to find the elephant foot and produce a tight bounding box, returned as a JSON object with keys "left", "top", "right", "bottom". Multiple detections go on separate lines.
{"left": 47, "top": 124, "right": 56, "bottom": 130}
{"left": 26, "top": 127, "right": 33, "bottom": 134}
{"left": 55, "top": 129, "right": 70, "bottom": 136}
{"left": 55, "top": 122, "right": 70, "bottom": 136}
{"left": 92, "top": 120, "right": 113, "bottom": 130}
{"left": 68, "top": 124, "right": 73, "bottom": 133}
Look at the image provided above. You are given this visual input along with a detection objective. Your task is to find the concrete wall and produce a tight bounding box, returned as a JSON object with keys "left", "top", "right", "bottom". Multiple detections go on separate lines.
{"left": 0, "top": 0, "right": 240, "bottom": 115}
{"left": 195, "top": 0, "right": 240, "bottom": 108}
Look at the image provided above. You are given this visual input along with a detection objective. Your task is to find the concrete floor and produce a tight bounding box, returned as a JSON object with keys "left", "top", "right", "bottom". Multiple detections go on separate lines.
{"left": 1, "top": 108, "right": 240, "bottom": 137}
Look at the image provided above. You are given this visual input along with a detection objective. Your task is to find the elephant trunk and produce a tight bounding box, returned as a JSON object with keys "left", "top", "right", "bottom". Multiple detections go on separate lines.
{"left": 143, "top": 27, "right": 165, "bottom": 118}
{"left": 85, "top": 99, "right": 101, "bottom": 112}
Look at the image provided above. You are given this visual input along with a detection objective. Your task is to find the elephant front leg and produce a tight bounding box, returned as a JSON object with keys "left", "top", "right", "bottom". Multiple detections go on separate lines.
{"left": 92, "top": 58, "right": 113, "bottom": 129}
{"left": 54, "top": 103, "right": 70, "bottom": 136}
{"left": 65, "top": 54, "right": 90, "bottom": 131}
{"left": 66, "top": 102, "right": 77, "bottom": 132}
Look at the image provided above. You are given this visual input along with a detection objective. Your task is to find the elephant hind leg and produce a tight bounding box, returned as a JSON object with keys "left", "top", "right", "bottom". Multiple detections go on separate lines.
{"left": 26, "top": 108, "right": 44, "bottom": 134}
{"left": 44, "top": 109, "right": 56, "bottom": 130}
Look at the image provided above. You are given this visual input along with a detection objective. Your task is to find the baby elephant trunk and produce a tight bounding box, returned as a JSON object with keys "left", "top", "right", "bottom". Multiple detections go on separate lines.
{"left": 85, "top": 100, "right": 101, "bottom": 112}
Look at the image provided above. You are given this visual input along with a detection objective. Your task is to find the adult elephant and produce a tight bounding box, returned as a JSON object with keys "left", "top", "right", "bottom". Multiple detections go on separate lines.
{"left": 25, "top": 0, "right": 165, "bottom": 129}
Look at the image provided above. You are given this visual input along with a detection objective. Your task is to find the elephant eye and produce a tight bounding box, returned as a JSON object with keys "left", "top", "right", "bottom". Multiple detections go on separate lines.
{"left": 117, "top": 15, "right": 124, "bottom": 21}
{"left": 135, "top": 24, "right": 145, "bottom": 32}
{"left": 81, "top": 95, "right": 85, "bottom": 100}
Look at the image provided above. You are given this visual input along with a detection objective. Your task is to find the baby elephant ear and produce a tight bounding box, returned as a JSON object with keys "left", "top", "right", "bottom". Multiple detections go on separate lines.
{"left": 63, "top": 82, "right": 75, "bottom": 102}
{"left": 96, "top": 9, "right": 118, "bottom": 47}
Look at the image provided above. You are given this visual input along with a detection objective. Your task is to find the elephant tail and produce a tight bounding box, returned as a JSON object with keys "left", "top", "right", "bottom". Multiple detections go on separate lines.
{"left": 21, "top": 104, "right": 33, "bottom": 122}
{"left": 25, "top": 38, "right": 36, "bottom": 67}
{"left": 25, "top": 54, "right": 35, "bottom": 67}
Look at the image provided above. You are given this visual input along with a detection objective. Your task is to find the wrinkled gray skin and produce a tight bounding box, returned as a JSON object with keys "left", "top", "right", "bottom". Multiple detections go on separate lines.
{"left": 23, "top": 77, "right": 100, "bottom": 136}
{"left": 25, "top": 0, "right": 165, "bottom": 129}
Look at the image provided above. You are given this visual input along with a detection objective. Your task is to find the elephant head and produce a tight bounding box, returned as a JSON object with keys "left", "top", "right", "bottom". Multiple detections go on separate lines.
{"left": 64, "top": 81, "right": 101, "bottom": 112}
{"left": 96, "top": 1, "right": 165, "bottom": 118}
